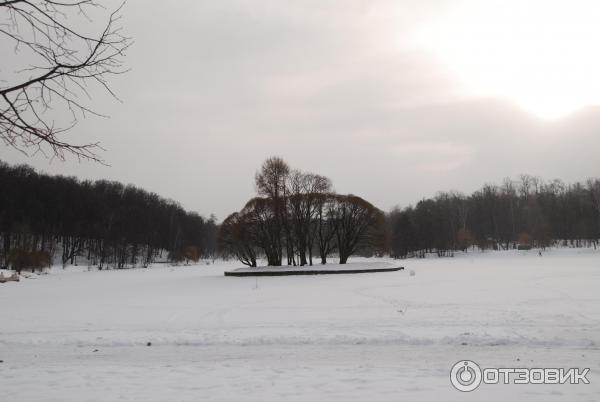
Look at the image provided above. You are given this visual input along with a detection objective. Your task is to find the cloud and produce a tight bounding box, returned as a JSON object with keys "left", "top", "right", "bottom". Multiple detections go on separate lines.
{"left": 1, "top": 0, "right": 599, "bottom": 219}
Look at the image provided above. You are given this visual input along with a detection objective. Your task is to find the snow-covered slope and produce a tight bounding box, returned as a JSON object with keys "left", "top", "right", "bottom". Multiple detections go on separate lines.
{"left": 1, "top": 249, "right": 599, "bottom": 401}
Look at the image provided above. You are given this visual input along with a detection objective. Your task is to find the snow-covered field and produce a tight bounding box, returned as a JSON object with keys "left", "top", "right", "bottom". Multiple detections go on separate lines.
{"left": 1, "top": 249, "right": 599, "bottom": 401}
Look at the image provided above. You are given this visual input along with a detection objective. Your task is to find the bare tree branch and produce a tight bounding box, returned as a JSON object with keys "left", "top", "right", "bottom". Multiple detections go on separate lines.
{"left": 0, "top": 0, "right": 131, "bottom": 163}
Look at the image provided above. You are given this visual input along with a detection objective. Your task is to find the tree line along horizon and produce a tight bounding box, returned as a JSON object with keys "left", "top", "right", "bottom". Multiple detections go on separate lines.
{"left": 1, "top": 157, "right": 599, "bottom": 272}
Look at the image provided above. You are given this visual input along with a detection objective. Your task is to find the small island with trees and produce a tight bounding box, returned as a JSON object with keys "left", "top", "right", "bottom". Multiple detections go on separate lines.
{"left": 219, "top": 157, "right": 394, "bottom": 275}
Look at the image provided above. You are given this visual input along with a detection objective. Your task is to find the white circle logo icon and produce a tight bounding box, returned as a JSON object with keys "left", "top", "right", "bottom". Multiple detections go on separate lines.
{"left": 450, "top": 360, "right": 482, "bottom": 392}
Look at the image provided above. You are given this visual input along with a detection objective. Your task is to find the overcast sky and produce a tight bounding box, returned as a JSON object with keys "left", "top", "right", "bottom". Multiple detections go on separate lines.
{"left": 2, "top": 0, "right": 600, "bottom": 220}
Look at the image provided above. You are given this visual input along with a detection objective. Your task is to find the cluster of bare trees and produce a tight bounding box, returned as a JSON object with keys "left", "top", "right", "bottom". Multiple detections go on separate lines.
{"left": 0, "top": 162, "right": 218, "bottom": 271}
{"left": 387, "top": 175, "right": 600, "bottom": 258}
{"left": 219, "top": 157, "right": 385, "bottom": 267}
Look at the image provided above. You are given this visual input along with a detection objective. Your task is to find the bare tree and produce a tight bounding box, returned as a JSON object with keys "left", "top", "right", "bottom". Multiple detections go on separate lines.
{"left": 255, "top": 156, "right": 289, "bottom": 265}
{"left": 242, "top": 197, "right": 282, "bottom": 266}
{"left": 219, "top": 212, "right": 257, "bottom": 267}
{"left": 287, "top": 169, "right": 332, "bottom": 265}
{"left": 316, "top": 193, "right": 337, "bottom": 264}
{"left": 0, "top": 0, "right": 131, "bottom": 162}
{"left": 255, "top": 156, "right": 289, "bottom": 201}
{"left": 587, "top": 178, "right": 600, "bottom": 248}
{"left": 330, "top": 194, "right": 384, "bottom": 264}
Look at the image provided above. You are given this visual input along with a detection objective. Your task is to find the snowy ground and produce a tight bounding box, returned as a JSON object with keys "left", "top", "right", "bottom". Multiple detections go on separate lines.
{"left": 1, "top": 248, "right": 599, "bottom": 401}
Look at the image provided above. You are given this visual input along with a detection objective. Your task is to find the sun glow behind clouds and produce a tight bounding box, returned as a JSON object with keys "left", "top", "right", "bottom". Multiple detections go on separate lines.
{"left": 416, "top": 0, "right": 600, "bottom": 119}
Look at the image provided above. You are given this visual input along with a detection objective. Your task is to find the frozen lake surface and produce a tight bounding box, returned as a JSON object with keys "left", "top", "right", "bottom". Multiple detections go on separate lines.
{"left": 1, "top": 248, "right": 599, "bottom": 401}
